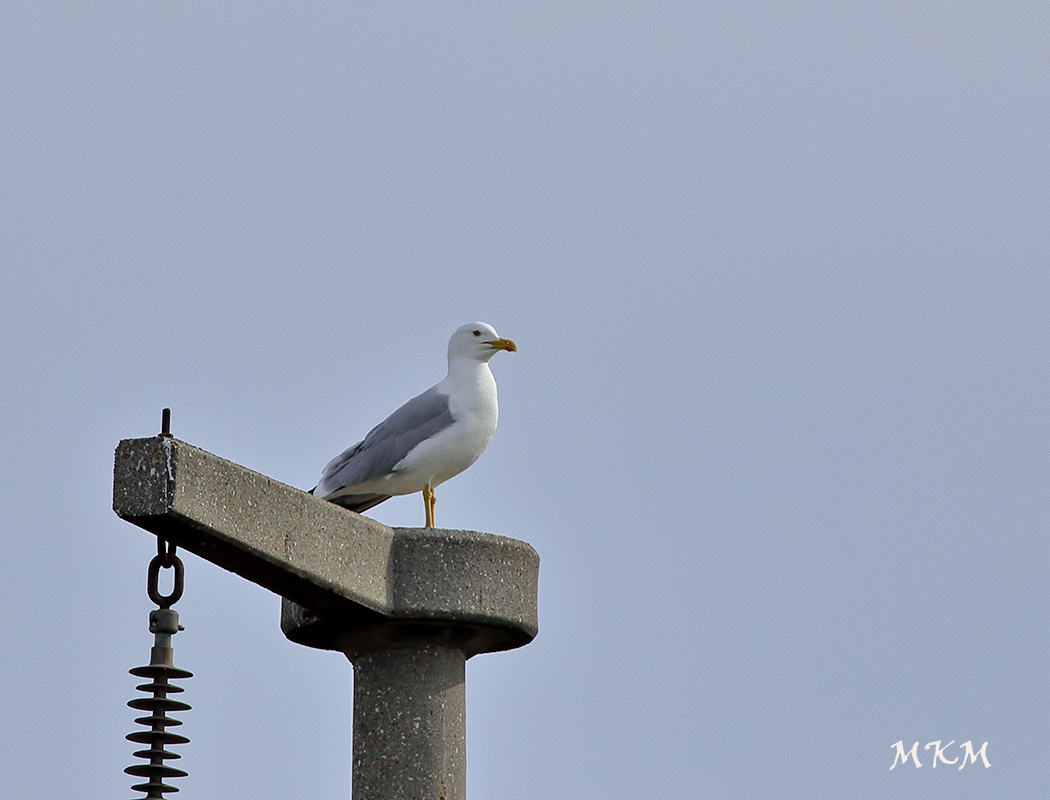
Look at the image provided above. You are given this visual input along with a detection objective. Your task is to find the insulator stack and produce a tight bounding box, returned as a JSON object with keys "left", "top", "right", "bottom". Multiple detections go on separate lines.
{"left": 125, "top": 606, "right": 192, "bottom": 798}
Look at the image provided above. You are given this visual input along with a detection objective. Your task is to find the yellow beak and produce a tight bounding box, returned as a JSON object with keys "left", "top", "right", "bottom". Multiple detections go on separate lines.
{"left": 488, "top": 337, "right": 518, "bottom": 352}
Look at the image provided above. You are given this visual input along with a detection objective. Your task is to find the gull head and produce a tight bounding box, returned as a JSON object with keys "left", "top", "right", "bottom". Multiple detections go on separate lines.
{"left": 448, "top": 321, "right": 517, "bottom": 364}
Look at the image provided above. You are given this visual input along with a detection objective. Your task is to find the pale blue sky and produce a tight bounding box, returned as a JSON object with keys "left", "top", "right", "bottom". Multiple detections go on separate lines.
{"left": 4, "top": 4, "right": 1048, "bottom": 797}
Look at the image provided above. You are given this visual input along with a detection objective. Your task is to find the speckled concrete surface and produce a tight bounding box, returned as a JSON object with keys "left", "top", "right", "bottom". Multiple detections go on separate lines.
{"left": 351, "top": 646, "right": 465, "bottom": 800}
{"left": 113, "top": 437, "right": 539, "bottom": 649}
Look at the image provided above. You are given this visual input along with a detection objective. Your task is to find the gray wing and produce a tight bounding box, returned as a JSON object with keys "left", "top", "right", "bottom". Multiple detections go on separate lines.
{"left": 313, "top": 386, "right": 455, "bottom": 502}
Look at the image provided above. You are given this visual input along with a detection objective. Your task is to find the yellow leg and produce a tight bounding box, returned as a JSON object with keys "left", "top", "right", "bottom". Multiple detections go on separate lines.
{"left": 423, "top": 484, "right": 435, "bottom": 528}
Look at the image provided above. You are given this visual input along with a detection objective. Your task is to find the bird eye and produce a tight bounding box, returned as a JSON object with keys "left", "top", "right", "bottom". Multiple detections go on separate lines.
{"left": 472, "top": 330, "right": 481, "bottom": 336}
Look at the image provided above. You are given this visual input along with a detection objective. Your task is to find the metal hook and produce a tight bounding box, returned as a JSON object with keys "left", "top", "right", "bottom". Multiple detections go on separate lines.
{"left": 156, "top": 535, "right": 175, "bottom": 569}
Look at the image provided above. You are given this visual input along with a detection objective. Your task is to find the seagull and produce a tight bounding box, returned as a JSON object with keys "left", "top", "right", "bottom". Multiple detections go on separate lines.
{"left": 310, "top": 322, "right": 517, "bottom": 528}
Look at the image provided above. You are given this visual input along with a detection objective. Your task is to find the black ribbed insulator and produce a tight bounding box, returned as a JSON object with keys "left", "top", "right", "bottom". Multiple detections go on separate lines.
{"left": 124, "top": 662, "right": 192, "bottom": 797}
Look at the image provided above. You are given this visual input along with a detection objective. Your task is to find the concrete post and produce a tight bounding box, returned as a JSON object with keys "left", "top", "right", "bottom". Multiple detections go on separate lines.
{"left": 350, "top": 647, "right": 465, "bottom": 800}
{"left": 113, "top": 436, "right": 539, "bottom": 800}
{"left": 280, "top": 524, "right": 538, "bottom": 800}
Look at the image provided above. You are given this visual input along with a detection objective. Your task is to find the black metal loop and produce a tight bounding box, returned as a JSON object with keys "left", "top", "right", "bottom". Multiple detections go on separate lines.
{"left": 156, "top": 535, "right": 175, "bottom": 568}
{"left": 147, "top": 553, "right": 184, "bottom": 608}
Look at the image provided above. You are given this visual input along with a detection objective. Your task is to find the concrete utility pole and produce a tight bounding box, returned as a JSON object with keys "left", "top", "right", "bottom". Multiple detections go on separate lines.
{"left": 113, "top": 435, "right": 539, "bottom": 800}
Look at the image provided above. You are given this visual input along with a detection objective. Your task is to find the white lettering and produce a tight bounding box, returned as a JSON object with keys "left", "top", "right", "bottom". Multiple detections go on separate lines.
{"left": 958, "top": 741, "right": 991, "bottom": 770}
{"left": 925, "top": 740, "right": 958, "bottom": 767}
{"left": 890, "top": 741, "right": 922, "bottom": 769}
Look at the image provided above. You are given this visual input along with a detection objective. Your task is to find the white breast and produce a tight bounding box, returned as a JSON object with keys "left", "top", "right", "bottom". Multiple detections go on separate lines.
{"left": 391, "top": 364, "right": 499, "bottom": 489}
